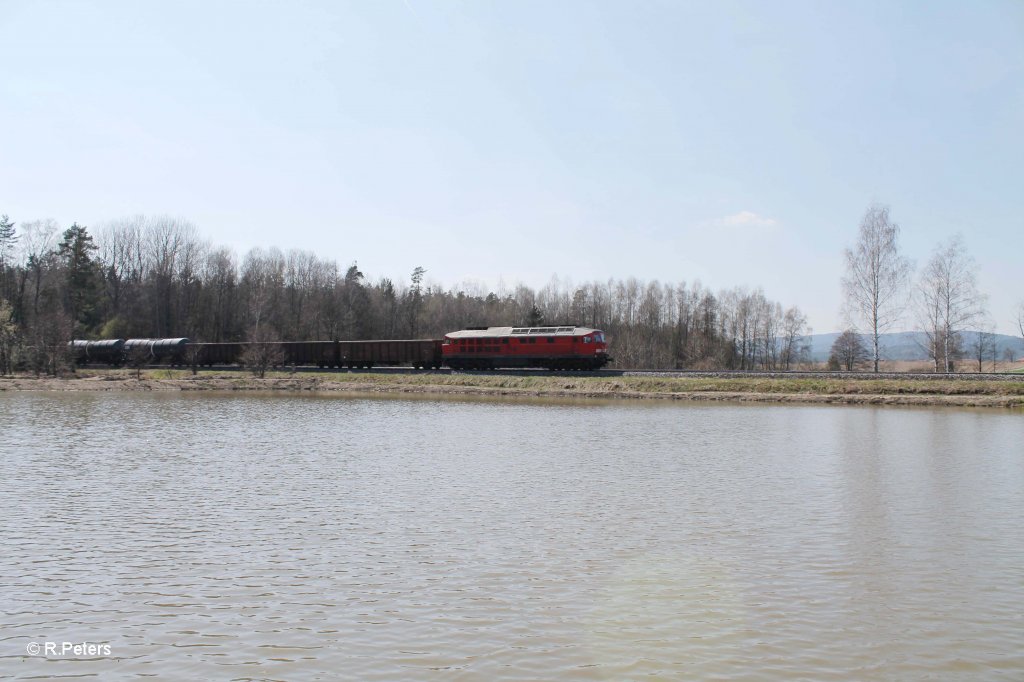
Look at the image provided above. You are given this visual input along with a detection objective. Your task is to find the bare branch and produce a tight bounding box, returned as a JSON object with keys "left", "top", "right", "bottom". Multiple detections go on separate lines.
{"left": 916, "top": 235, "right": 987, "bottom": 372}
{"left": 841, "top": 205, "right": 912, "bottom": 372}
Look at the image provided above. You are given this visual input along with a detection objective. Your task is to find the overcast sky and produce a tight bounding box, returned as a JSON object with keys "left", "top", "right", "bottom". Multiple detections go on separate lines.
{"left": 2, "top": 0, "right": 1021, "bottom": 334}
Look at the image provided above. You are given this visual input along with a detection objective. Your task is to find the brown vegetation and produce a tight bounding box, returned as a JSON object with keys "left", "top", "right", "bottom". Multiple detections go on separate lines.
{"left": 2, "top": 370, "right": 1021, "bottom": 409}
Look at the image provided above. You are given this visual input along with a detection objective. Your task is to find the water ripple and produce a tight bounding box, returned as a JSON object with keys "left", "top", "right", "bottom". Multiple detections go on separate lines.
{"left": 1, "top": 393, "right": 1022, "bottom": 679}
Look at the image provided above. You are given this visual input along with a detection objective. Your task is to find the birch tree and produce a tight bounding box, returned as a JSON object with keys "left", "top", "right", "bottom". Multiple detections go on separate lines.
{"left": 917, "top": 235, "right": 986, "bottom": 372}
{"left": 842, "top": 205, "right": 912, "bottom": 372}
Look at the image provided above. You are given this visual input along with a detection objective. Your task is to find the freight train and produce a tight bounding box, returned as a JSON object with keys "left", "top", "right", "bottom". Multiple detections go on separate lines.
{"left": 69, "top": 326, "right": 612, "bottom": 371}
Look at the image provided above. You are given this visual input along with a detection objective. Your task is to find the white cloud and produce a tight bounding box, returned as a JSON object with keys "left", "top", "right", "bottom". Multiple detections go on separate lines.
{"left": 716, "top": 211, "right": 779, "bottom": 229}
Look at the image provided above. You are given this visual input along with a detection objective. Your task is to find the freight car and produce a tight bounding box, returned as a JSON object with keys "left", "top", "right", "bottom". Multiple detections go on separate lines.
{"left": 187, "top": 339, "right": 443, "bottom": 369}
{"left": 442, "top": 326, "right": 612, "bottom": 370}
{"left": 338, "top": 340, "right": 442, "bottom": 369}
{"left": 71, "top": 338, "right": 444, "bottom": 369}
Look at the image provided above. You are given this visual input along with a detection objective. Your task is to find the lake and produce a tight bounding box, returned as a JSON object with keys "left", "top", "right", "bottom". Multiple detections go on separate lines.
{"left": 1, "top": 392, "right": 1021, "bottom": 679}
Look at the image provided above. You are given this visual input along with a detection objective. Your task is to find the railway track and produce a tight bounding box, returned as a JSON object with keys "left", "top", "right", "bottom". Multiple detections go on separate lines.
{"left": 154, "top": 365, "right": 1024, "bottom": 382}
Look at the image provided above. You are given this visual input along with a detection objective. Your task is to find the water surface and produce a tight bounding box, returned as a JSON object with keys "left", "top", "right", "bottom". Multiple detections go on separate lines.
{"left": 1, "top": 392, "right": 1021, "bottom": 679}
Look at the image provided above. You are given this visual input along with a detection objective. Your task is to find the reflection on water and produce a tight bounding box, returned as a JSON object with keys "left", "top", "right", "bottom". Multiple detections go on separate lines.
{"left": 1, "top": 392, "right": 1022, "bottom": 679}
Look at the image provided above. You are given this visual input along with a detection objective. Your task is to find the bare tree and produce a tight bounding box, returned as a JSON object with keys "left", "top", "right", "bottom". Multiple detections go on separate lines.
{"left": 241, "top": 246, "right": 286, "bottom": 335}
{"left": 184, "top": 343, "right": 204, "bottom": 376}
{"left": 917, "top": 235, "right": 986, "bottom": 372}
{"left": 969, "top": 324, "right": 997, "bottom": 373}
{"left": 126, "top": 344, "right": 150, "bottom": 380}
{"left": 240, "top": 325, "right": 286, "bottom": 378}
{"left": 0, "top": 298, "right": 17, "bottom": 375}
{"left": 95, "top": 215, "right": 144, "bottom": 324}
{"left": 829, "top": 329, "right": 869, "bottom": 371}
{"left": 1018, "top": 301, "right": 1024, "bottom": 339}
{"left": 779, "top": 306, "right": 810, "bottom": 370}
{"left": 842, "top": 205, "right": 912, "bottom": 372}
{"left": 25, "top": 307, "right": 73, "bottom": 376}
{"left": 15, "top": 219, "right": 59, "bottom": 322}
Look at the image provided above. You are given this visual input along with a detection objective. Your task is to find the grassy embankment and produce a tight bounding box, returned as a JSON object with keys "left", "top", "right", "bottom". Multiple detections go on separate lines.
{"left": 5, "top": 369, "right": 1021, "bottom": 408}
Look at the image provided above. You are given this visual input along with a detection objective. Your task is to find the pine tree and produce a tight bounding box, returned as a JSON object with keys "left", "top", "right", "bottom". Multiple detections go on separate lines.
{"left": 406, "top": 266, "right": 426, "bottom": 337}
{"left": 526, "top": 305, "right": 544, "bottom": 327}
{"left": 0, "top": 214, "right": 16, "bottom": 271}
{"left": 57, "top": 223, "right": 102, "bottom": 332}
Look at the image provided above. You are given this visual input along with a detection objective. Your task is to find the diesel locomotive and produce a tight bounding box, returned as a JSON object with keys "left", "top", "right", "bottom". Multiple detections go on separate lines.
{"left": 442, "top": 326, "right": 611, "bottom": 370}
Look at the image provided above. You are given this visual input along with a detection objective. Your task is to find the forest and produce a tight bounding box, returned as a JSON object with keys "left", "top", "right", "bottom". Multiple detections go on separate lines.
{"left": 0, "top": 214, "right": 812, "bottom": 373}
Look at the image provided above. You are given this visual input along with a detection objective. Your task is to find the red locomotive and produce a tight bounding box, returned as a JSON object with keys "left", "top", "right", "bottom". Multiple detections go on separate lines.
{"left": 442, "top": 326, "right": 612, "bottom": 370}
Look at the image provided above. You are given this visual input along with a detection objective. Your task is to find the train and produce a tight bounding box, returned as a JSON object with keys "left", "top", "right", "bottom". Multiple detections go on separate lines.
{"left": 69, "top": 325, "right": 612, "bottom": 371}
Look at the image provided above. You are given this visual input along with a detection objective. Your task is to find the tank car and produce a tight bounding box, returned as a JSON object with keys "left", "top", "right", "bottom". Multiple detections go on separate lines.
{"left": 124, "top": 338, "right": 190, "bottom": 364}
{"left": 69, "top": 339, "right": 126, "bottom": 365}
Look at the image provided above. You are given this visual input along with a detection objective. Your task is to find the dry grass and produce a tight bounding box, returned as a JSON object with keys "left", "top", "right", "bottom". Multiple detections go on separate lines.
{"left": 5, "top": 369, "right": 1022, "bottom": 408}
{"left": 237, "top": 371, "right": 1023, "bottom": 396}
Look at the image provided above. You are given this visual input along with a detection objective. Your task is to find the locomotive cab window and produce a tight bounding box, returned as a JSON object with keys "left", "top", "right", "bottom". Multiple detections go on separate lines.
{"left": 583, "top": 336, "right": 592, "bottom": 343}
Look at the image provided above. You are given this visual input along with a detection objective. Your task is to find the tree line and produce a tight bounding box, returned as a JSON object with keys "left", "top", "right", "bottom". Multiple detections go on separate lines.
{"left": 0, "top": 213, "right": 814, "bottom": 374}
{"left": 838, "top": 204, "right": 1021, "bottom": 372}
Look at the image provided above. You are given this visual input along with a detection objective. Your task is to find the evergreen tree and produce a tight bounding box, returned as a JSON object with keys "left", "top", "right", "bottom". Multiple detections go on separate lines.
{"left": 57, "top": 222, "right": 102, "bottom": 332}
{"left": 526, "top": 304, "right": 544, "bottom": 326}
{"left": 0, "top": 215, "right": 16, "bottom": 303}
{"left": 406, "top": 266, "right": 426, "bottom": 337}
{"left": 0, "top": 214, "right": 16, "bottom": 271}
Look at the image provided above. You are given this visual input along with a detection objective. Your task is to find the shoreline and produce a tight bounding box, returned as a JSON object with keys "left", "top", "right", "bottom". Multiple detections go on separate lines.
{"left": 2, "top": 371, "right": 1022, "bottom": 409}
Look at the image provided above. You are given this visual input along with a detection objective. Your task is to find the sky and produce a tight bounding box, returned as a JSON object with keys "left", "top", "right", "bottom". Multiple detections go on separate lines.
{"left": 1, "top": 0, "right": 1021, "bottom": 335}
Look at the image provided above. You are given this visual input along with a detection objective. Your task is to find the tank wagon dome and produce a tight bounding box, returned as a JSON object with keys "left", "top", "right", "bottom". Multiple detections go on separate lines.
{"left": 445, "top": 326, "right": 601, "bottom": 339}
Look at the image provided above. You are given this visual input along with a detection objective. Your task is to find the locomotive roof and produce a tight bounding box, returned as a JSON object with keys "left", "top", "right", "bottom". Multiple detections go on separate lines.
{"left": 445, "top": 326, "right": 601, "bottom": 339}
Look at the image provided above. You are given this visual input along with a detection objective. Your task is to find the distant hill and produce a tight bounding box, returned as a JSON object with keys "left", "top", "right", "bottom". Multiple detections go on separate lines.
{"left": 806, "top": 331, "right": 1024, "bottom": 363}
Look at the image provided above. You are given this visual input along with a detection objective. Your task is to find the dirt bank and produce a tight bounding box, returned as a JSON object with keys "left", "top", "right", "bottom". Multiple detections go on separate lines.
{"left": 2, "top": 370, "right": 1023, "bottom": 408}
